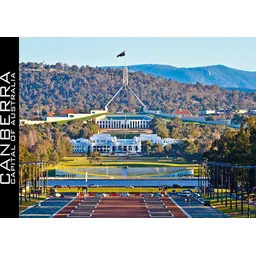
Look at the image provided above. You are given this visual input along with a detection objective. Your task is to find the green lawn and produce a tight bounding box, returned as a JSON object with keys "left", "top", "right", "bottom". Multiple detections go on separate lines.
{"left": 59, "top": 156, "right": 199, "bottom": 167}
{"left": 208, "top": 198, "right": 256, "bottom": 218}
{"left": 54, "top": 156, "right": 200, "bottom": 177}
{"left": 59, "top": 161, "right": 198, "bottom": 168}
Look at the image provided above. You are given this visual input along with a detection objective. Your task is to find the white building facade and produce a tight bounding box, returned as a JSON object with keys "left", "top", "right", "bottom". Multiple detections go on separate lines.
{"left": 96, "top": 115, "right": 152, "bottom": 129}
{"left": 70, "top": 134, "right": 180, "bottom": 154}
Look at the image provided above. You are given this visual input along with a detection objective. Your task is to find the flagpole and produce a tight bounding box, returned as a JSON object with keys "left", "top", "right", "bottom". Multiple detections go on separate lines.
{"left": 124, "top": 56, "right": 126, "bottom": 89}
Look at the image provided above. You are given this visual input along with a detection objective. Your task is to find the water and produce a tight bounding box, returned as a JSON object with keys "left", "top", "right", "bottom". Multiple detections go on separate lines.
{"left": 47, "top": 178, "right": 208, "bottom": 187}
{"left": 54, "top": 167, "right": 194, "bottom": 178}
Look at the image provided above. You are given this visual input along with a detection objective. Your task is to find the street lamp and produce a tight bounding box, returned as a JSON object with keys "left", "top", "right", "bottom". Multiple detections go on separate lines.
{"left": 247, "top": 166, "right": 250, "bottom": 218}
{"left": 253, "top": 186, "right": 256, "bottom": 218}
{"left": 84, "top": 170, "right": 88, "bottom": 196}
{"left": 156, "top": 168, "right": 160, "bottom": 191}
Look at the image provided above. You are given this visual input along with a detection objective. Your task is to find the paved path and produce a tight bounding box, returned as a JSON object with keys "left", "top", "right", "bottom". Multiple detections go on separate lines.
{"left": 169, "top": 195, "right": 229, "bottom": 218}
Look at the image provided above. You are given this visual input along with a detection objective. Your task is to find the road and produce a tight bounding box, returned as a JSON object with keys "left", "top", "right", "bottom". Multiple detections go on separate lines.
{"left": 169, "top": 194, "right": 229, "bottom": 218}
{"left": 19, "top": 194, "right": 229, "bottom": 218}
{"left": 54, "top": 195, "right": 187, "bottom": 218}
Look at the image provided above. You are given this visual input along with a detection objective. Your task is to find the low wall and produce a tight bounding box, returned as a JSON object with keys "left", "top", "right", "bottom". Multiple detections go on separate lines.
{"left": 46, "top": 113, "right": 93, "bottom": 122}
{"left": 152, "top": 113, "right": 234, "bottom": 127}
{"left": 153, "top": 113, "right": 206, "bottom": 122}
{"left": 20, "top": 120, "right": 46, "bottom": 125}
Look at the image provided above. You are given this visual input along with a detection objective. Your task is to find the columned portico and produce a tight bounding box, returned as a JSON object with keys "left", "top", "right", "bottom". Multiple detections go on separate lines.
{"left": 96, "top": 115, "right": 151, "bottom": 129}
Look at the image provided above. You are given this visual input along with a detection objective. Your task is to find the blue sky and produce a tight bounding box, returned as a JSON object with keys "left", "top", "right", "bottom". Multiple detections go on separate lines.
{"left": 20, "top": 38, "right": 256, "bottom": 71}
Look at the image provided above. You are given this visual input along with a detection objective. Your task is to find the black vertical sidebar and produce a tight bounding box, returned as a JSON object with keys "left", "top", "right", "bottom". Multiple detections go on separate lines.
{"left": 0, "top": 37, "right": 19, "bottom": 218}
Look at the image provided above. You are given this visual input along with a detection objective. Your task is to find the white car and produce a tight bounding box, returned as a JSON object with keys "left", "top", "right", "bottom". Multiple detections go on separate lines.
{"left": 54, "top": 193, "right": 61, "bottom": 198}
{"left": 141, "top": 193, "right": 154, "bottom": 197}
{"left": 193, "top": 193, "right": 201, "bottom": 199}
{"left": 181, "top": 191, "right": 191, "bottom": 197}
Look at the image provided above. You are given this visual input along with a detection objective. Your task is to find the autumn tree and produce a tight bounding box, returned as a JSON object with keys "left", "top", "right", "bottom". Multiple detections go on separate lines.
{"left": 167, "top": 117, "right": 183, "bottom": 139}
{"left": 19, "top": 143, "right": 36, "bottom": 162}
{"left": 164, "top": 144, "right": 172, "bottom": 155}
{"left": 184, "top": 140, "right": 199, "bottom": 154}
{"left": 149, "top": 117, "right": 170, "bottom": 138}
{"left": 204, "top": 116, "right": 256, "bottom": 165}
{"left": 152, "top": 143, "right": 164, "bottom": 157}
{"left": 141, "top": 140, "right": 153, "bottom": 154}
{"left": 87, "top": 150, "right": 102, "bottom": 163}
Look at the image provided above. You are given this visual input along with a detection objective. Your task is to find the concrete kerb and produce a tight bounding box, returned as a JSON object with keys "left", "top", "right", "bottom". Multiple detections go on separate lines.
{"left": 169, "top": 196, "right": 192, "bottom": 218}
{"left": 210, "top": 205, "right": 231, "bottom": 217}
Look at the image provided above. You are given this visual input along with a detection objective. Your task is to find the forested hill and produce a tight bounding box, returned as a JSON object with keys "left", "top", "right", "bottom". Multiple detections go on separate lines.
{"left": 105, "top": 64, "right": 256, "bottom": 90}
{"left": 19, "top": 63, "right": 256, "bottom": 117}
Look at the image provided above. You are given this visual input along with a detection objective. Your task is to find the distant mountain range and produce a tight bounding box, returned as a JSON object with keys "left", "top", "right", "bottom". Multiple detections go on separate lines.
{"left": 103, "top": 64, "right": 256, "bottom": 90}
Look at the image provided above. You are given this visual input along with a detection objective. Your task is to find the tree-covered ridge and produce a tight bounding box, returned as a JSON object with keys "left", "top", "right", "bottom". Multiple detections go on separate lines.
{"left": 204, "top": 116, "right": 256, "bottom": 165}
{"left": 108, "top": 64, "right": 256, "bottom": 90}
{"left": 19, "top": 62, "right": 256, "bottom": 118}
{"left": 148, "top": 117, "right": 232, "bottom": 155}
{"left": 19, "top": 119, "right": 99, "bottom": 163}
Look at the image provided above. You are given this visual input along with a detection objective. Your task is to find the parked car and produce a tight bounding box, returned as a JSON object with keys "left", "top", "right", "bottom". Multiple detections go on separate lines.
{"left": 159, "top": 185, "right": 168, "bottom": 189}
{"left": 172, "top": 184, "right": 182, "bottom": 188}
{"left": 181, "top": 191, "right": 191, "bottom": 197}
{"left": 141, "top": 193, "right": 154, "bottom": 197}
{"left": 193, "top": 193, "right": 201, "bottom": 199}
{"left": 89, "top": 184, "right": 99, "bottom": 188}
{"left": 155, "top": 193, "right": 164, "bottom": 197}
{"left": 35, "top": 202, "right": 41, "bottom": 208}
{"left": 54, "top": 193, "right": 61, "bottom": 198}
{"left": 121, "top": 193, "right": 129, "bottom": 197}
{"left": 94, "top": 193, "right": 107, "bottom": 197}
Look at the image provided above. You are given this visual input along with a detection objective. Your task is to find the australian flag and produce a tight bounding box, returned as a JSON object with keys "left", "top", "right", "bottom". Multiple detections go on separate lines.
{"left": 117, "top": 51, "right": 125, "bottom": 58}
